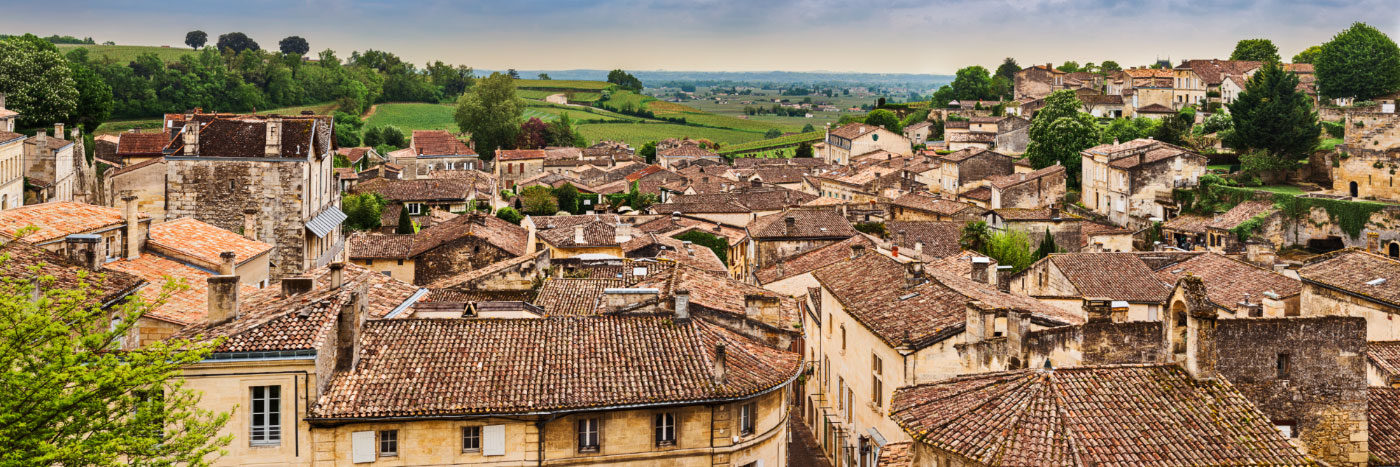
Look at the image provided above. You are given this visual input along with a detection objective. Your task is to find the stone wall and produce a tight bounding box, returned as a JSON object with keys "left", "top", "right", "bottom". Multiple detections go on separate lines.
{"left": 166, "top": 159, "right": 311, "bottom": 279}
{"left": 956, "top": 152, "right": 1013, "bottom": 185}
{"left": 1213, "top": 316, "right": 1368, "bottom": 467}
{"left": 996, "top": 169, "right": 1066, "bottom": 209}
{"left": 413, "top": 236, "right": 516, "bottom": 286}
{"left": 105, "top": 160, "right": 168, "bottom": 222}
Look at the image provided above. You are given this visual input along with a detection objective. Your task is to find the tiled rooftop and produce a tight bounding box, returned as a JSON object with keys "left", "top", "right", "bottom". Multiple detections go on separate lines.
{"left": 533, "top": 278, "right": 624, "bottom": 316}
{"left": 106, "top": 254, "right": 259, "bottom": 325}
{"left": 748, "top": 208, "right": 858, "bottom": 239}
{"left": 754, "top": 235, "right": 877, "bottom": 284}
{"left": 1299, "top": 248, "right": 1400, "bottom": 309}
{"left": 891, "top": 192, "right": 980, "bottom": 216}
{"left": 147, "top": 218, "right": 273, "bottom": 267}
{"left": 309, "top": 316, "right": 799, "bottom": 418}
{"left": 0, "top": 240, "right": 144, "bottom": 308}
{"left": 1154, "top": 253, "right": 1301, "bottom": 311}
{"left": 889, "top": 365, "right": 1311, "bottom": 466}
{"left": 1046, "top": 253, "right": 1173, "bottom": 303}
{"left": 0, "top": 202, "right": 147, "bottom": 244}
{"left": 352, "top": 177, "right": 474, "bottom": 202}
{"left": 1372, "top": 387, "right": 1400, "bottom": 466}
{"left": 410, "top": 130, "right": 475, "bottom": 156}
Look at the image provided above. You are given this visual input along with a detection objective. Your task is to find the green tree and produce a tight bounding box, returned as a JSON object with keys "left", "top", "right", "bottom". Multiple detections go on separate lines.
{"left": 1033, "top": 228, "right": 1059, "bottom": 260}
{"left": 185, "top": 30, "right": 207, "bottom": 49}
{"left": 801, "top": 123, "right": 816, "bottom": 133}
{"left": 1230, "top": 38, "right": 1281, "bottom": 63}
{"left": 639, "top": 141, "right": 658, "bottom": 164}
{"left": 332, "top": 111, "right": 364, "bottom": 147}
{"left": 546, "top": 113, "right": 584, "bottom": 147}
{"left": 863, "top": 109, "right": 902, "bottom": 134}
{"left": 1315, "top": 22, "right": 1400, "bottom": 100}
{"left": 537, "top": 73, "right": 551, "bottom": 80}
{"left": 552, "top": 183, "right": 580, "bottom": 215}
{"left": 215, "top": 32, "right": 259, "bottom": 53}
{"left": 494, "top": 206, "right": 523, "bottom": 225}
{"left": 426, "top": 61, "right": 475, "bottom": 97}
{"left": 794, "top": 141, "right": 813, "bottom": 158}
{"left": 994, "top": 57, "right": 1020, "bottom": 81}
{"left": 1057, "top": 61, "right": 1080, "bottom": 73}
{"left": 278, "top": 36, "right": 310, "bottom": 56}
{"left": 380, "top": 125, "right": 407, "bottom": 148}
{"left": 454, "top": 72, "right": 522, "bottom": 161}
{"left": 1100, "top": 61, "right": 1122, "bottom": 73}
{"left": 66, "top": 61, "right": 112, "bottom": 134}
{"left": 985, "top": 229, "right": 1036, "bottom": 273}
{"left": 361, "top": 126, "right": 383, "bottom": 147}
{"left": 764, "top": 128, "right": 782, "bottom": 139}
{"left": 396, "top": 204, "right": 415, "bottom": 234}
{"left": 607, "top": 181, "right": 657, "bottom": 212}
{"left": 1226, "top": 62, "right": 1320, "bottom": 165}
{"left": 0, "top": 35, "right": 77, "bottom": 127}
{"left": 1025, "top": 90, "right": 1098, "bottom": 183}
{"left": 342, "top": 192, "right": 386, "bottom": 231}
{"left": 950, "top": 65, "right": 993, "bottom": 101}
{"left": 0, "top": 255, "right": 233, "bottom": 465}
{"left": 606, "top": 69, "right": 643, "bottom": 92}
{"left": 1100, "top": 117, "right": 1160, "bottom": 145}
{"left": 1153, "top": 109, "right": 1193, "bottom": 146}
{"left": 519, "top": 185, "right": 559, "bottom": 215}
{"left": 1291, "top": 45, "right": 1322, "bottom": 64}
{"left": 959, "top": 220, "right": 991, "bottom": 253}
{"left": 929, "top": 85, "right": 956, "bottom": 109}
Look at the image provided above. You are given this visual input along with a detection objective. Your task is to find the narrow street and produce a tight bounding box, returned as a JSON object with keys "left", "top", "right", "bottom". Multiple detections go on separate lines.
{"left": 789, "top": 410, "right": 834, "bottom": 467}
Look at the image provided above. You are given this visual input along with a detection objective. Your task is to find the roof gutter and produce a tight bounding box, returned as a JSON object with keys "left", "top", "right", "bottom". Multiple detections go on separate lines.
{"left": 305, "top": 364, "right": 802, "bottom": 424}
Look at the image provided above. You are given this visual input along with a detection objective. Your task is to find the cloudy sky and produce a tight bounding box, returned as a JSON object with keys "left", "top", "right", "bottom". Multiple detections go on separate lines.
{"left": 0, "top": 0, "right": 1394, "bottom": 74}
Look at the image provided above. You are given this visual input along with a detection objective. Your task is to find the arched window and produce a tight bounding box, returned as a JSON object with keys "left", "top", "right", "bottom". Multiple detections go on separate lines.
{"left": 1389, "top": 242, "right": 1399, "bottom": 259}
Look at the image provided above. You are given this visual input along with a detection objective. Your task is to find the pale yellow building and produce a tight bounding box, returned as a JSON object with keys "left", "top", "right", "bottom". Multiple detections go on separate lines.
{"left": 823, "top": 123, "right": 911, "bottom": 166}
{"left": 1299, "top": 248, "right": 1400, "bottom": 341}
{"left": 1080, "top": 139, "right": 1208, "bottom": 227}
{"left": 0, "top": 130, "right": 23, "bottom": 209}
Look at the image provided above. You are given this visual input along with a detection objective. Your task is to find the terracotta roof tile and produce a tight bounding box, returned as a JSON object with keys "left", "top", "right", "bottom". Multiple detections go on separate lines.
{"left": 1046, "top": 253, "right": 1173, "bottom": 302}
{"left": 147, "top": 218, "right": 273, "bottom": 267}
{"left": 1372, "top": 387, "right": 1400, "bottom": 466}
{"left": 309, "top": 316, "right": 799, "bottom": 418}
{"left": 888, "top": 221, "right": 964, "bottom": 258}
{"left": 0, "top": 241, "right": 143, "bottom": 307}
{"left": 408, "top": 212, "right": 527, "bottom": 257}
{"left": 892, "top": 192, "right": 981, "bottom": 216}
{"left": 538, "top": 220, "right": 622, "bottom": 248}
{"left": 496, "top": 149, "right": 547, "bottom": 161}
{"left": 890, "top": 365, "right": 1312, "bottom": 466}
{"left": 0, "top": 202, "right": 147, "bottom": 244}
{"left": 347, "top": 233, "right": 414, "bottom": 259}
{"left": 828, "top": 123, "right": 884, "bottom": 139}
{"left": 876, "top": 442, "right": 912, "bottom": 467}
{"left": 634, "top": 265, "right": 801, "bottom": 327}
{"left": 410, "top": 130, "right": 475, "bottom": 156}
{"left": 1205, "top": 200, "right": 1274, "bottom": 230}
{"left": 755, "top": 236, "right": 877, "bottom": 284}
{"left": 988, "top": 164, "right": 1064, "bottom": 189}
{"left": 533, "top": 278, "right": 625, "bottom": 316}
{"left": 657, "top": 145, "right": 720, "bottom": 158}
{"left": 1369, "top": 341, "right": 1400, "bottom": 379}
{"left": 106, "top": 255, "right": 259, "bottom": 325}
{"left": 116, "top": 131, "right": 170, "bottom": 155}
{"left": 748, "top": 208, "right": 858, "bottom": 239}
{"left": 1155, "top": 253, "right": 1301, "bottom": 311}
{"left": 1161, "top": 214, "right": 1211, "bottom": 234}
{"left": 424, "top": 250, "right": 546, "bottom": 289}
{"left": 960, "top": 186, "right": 991, "bottom": 201}
{"left": 1299, "top": 248, "right": 1400, "bottom": 308}
{"left": 1178, "top": 59, "right": 1262, "bottom": 85}
{"left": 352, "top": 177, "right": 473, "bottom": 202}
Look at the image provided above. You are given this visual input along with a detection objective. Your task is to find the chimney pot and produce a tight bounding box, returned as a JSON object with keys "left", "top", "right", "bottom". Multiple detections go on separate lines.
{"left": 713, "top": 343, "right": 728, "bottom": 384}
{"left": 219, "top": 251, "right": 237, "bottom": 275}
{"left": 674, "top": 289, "right": 690, "bottom": 323}
{"left": 242, "top": 208, "right": 258, "bottom": 241}
{"left": 329, "top": 262, "right": 345, "bottom": 290}
{"left": 54, "top": 123, "right": 64, "bottom": 140}
{"left": 122, "top": 196, "right": 140, "bottom": 260}
{"left": 64, "top": 234, "right": 103, "bottom": 271}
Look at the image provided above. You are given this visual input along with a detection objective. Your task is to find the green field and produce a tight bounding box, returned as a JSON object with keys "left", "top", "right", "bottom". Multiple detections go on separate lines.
{"left": 719, "top": 131, "right": 824, "bottom": 154}
{"left": 575, "top": 123, "right": 764, "bottom": 147}
{"left": 57, "top": 44, "right": 196, "bottom": 63}
{"left": 1250, "top": 185, "right": 1310, "bottom": 195}
{"left": 514, "top": 79, "right": 610, "bottom": 91}
{"left": 517, "top": 89, "right": 602, "bottom": 103}
{"left": 364, "top": 103, "right": 458, "bottom": 132}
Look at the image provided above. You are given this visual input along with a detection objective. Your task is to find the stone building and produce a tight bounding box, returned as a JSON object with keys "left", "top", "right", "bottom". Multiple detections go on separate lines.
{"left": 494, "top": 149, "right": 547, "bottom": 187}
{"left": 23, "top": 123, "right": 88, "bottom": 204}
{"left": 162, "top": 111, "right": 345, "bottom": 280}
{"left": 888, "top": 192, "right": 985, "bottom": 222}
{"left": 1013, "top": 63, "right": 1069, "bottom": 100}
{"left": 0, "top": 128, "right": 23, "bottom": 210}
{"left": 1299, "top": 248, "right": 1400, "bottom": 341}
{"left": 400, "top": 130, "right": 480, "bottom": 174}
{"left": 1080, "top": 139, "right": 1209, "bottom": 227}
{"left": 656, "top": 143, "right": 723, "bottom": 169}
{"left": 931, "top": 147, "right": 1014, "bottom": 195}
{"left": 985, "top": 164, "right": 1065, "bottom": 209}
{"left": 0, "top": 200, "right": 151, "bottom": 260}
{"left": 733, "top": 207, "right": 857, "bottom": 283}
{"left": 1333, "top": 110, "right": 1400, "bottom": 200}
{"left": 823, "top": 123, "right": 912, "bottom": 166}
{"left": 348, "top": 211, "right": 528, "bottom": 286}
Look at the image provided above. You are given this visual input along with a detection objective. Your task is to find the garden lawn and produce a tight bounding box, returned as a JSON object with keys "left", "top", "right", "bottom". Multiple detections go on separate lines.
{"left": 364, "top": 103, "right": 458, "bottom": 132}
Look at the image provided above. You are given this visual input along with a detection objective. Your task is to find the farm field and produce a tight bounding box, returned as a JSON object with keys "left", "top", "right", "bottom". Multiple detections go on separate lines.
{"left": 517, "top": 89, "right": 602, "bottom": 103}
{"left": 514, "top": 79, "right": 610, "bottom": 91}
{"left": 719, "top": 131, "right": 824, "bottom": 154}
{"left": 575, "top": 123, "right": 764, "bottom": 147}
{"left": 522, "top": 102, "right": 636, "bottom": 123}
{"left": 365, "top": 103, "right": 458, "bottom": 132}
{"left": 57, "top": 44, "right": 196, "bottom": 63}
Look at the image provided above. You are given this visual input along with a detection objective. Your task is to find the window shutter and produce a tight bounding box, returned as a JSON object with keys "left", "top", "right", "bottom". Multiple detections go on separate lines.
{"left": 483, "top": 424, "right": 506, "bottom": 456}
{"left": 351, "top": 431, "right": 376, "bottom": 463}
{"left": 756, "top": 460, "right": 765, "bottom": 467}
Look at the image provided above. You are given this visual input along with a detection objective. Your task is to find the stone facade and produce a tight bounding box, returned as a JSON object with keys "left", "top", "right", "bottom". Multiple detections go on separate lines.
{"left": 0, "top": 132, "right": 23, "bottom": 210}
{"left": 105, "top": 159, "right": 169, "bottom": 221}
{"left": 1334, "top": 111, "right": 1400, "bottom": 201}
{"left": 414, "top": 235, "right": 517, "bottom": 286}
{"left": 1081, "top": 140, "right": 1208, "bottom": 227}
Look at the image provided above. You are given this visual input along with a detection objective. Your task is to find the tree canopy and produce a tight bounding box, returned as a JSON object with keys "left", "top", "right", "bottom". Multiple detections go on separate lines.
{"left": 453, "top": 72, "right": 523, "bottom": 161}
{"left": 215, "top": 32, "right": 259, "bottom": 53}
{"left": 1226, "top": 62, "right": 1320, "bottom": 163}
{"left": 278, "top": 36, "right": 310, "bottom": 56}
{"left": 0, "top": 255, "right": 233, "bottom": 465}
{"left": 1316, "top": 22, "right": 1400, "bottom": 100}
{"left": 950, "top": 65, "right": 994, "bottom": 101}
{"left": 863, "top": 109, "right": 901, "bottom": 134}
{"left": 0, "top": 35, "right": 78, "bottom": 127}
{"left": 1025, "top": 90, "right": 1098, "bottom": 183}
{"left": 995, "top": 58, "right": 1019, "bottom": 81}
{"left": 184, "top": 30, "right": 207, "bottom": 49}
{"left": 1230, "top": 38, "right": 1281, "bottom": 63}
{"left": 1291, "top": 45, "right": 1322, "bottom": 64}
{"left": 607, "top": 69, "right": 643, "bottom": 92}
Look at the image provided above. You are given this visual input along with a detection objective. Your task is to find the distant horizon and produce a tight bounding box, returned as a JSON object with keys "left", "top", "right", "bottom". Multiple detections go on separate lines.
{"left": 2, "top": 1, "right": 1395, "bottom": 76}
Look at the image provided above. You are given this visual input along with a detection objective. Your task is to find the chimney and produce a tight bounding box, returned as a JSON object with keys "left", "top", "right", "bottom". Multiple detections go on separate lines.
{"left": 1049, "top": 204, "right": 1061, "bottom": 221}
{"left": 64, "top": 234, "right": 103, "bottom": 271}
{"left": 1261, "top": 291, "right": 1285, "bottom": 318}
{"left": 602, "top": 288, "right": 659, "bottom": 312}
{"left": 329, "top": 262, "right": 345, "bottom": 290}
{"left": 1178, "top": 275, "right": 1219, "bottom": 380}
{"left": 281, "top": 276, "right": 315, "bottom": 297}
{"left": 1084, "top": 298, "right": 1113, "bottom": 323}
{"left": 712, "top": 343, "right": 728, "bottom": 384}
{"left": 218, "top": 251, "right": 236, "bottom": 275}
{"left": 751, "top": 178, "right": 761, "bottom": 188}
{"left": 964, "top": 303, "right": 994, "bottom": 344}
{"left": 242, "top": 208, "right": 258, "bottom": 241}
{"left": 574, "top": 225, "right": 586, "bottom": 244}
{"left": 970, "top": 257, "right": 991, "bottom": 283}
{"left": 264, "top": 117, "right": 282, "bottom": 157}
{"left": 1006, "top": 309, "right": 1031, "bottom": 369}
{"left": 674, "top": 289, "right": 690, "bottom": 323}
{"left": 36, "top": 129, "right": 47, "bottom": 146}
{"left": 850, "top": 244, "right": 866, "bottom": 259}
{"left": 784, "top": 216, "right": 795, "bottom": 234}
{"left": 182, "top": 122, "right": 199, "bottom": 156}
{"left": 335, "top": 288, "right": 368, "bottom": 372}
{"left": 914, "top": 241, "right": 923, "bottom": 254}
{"left": 206, "top": 275, "right": 241, "bottom": 324}
{"left": 904, "top": 258, "right": 924, "bottom": 287}
{"left": 1369, "top": 232, "right": 1380, "bottom": 255}
{"left": 122, "top": 196, "right": 140, "bottom": 260}
{"left": 54, "top": 123, "right": 64, "bottom": 140}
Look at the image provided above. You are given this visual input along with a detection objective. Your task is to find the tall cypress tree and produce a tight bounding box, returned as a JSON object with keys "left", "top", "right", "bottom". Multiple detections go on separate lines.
{"left": 1225, "top": 62, "right": 1321, "bottom": 160}
{"left": 396, "top": 204, "right": 415, "bottom": 234}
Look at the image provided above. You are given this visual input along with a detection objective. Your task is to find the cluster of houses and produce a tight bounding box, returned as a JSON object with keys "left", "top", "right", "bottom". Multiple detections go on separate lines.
{"left": 3, "top": 49, "right": 1400, "bottom": 466}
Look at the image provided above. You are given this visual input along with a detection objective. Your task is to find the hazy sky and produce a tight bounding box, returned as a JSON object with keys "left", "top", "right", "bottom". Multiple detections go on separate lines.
{"left": 1, "top": 0, "right": 1395, "bottom": 74}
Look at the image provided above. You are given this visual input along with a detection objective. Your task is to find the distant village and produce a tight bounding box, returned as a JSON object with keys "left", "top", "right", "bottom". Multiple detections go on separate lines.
{"left": 7, "top": 21, "right": 1400, "bottom": 467}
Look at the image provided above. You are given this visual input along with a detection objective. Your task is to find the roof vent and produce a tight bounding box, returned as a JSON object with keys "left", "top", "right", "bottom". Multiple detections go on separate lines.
{"left": 1368, "top": 278, "right": 1388, "bottom": 286}
{"left": 898, "top": 292, "right": 920, "bottom": 301}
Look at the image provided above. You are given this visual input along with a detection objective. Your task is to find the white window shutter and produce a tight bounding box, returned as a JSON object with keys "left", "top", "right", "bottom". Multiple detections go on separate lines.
{"left": 351, "top": 431, "right": 376, "bottom": 463}
{"left": 483, "top": 424, "right": 506, "bottom": 456}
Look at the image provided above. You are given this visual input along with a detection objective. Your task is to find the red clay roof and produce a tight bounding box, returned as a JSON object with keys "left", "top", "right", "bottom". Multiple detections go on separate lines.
{"left": 1299, "top": 249, "right": 1400, "bottom": 309}
{"left": 1372, "top": 387, "right": 1400, "bottom": 466}
{"left": 147, "top": 217, "right": 273, "bottom": 267}
{"left": 411, "top": 130, "right": 475, "bottom": 156}
{"left": 106, "top": 255, "right": 259, "bottom": 325}
{"left": 1047, "top": 253, "right": 1173, "bottom": 303}
{"left": 1155, "top": 253, "right": 1301, "bottom": 310}
{"left": 496, "top": 149, "right": 547, "bottom": 161}
{"left": 116, "top": 131, "right": 170, "bottom": 155}
{"left": 0, "top": 202, "right": 147, "bottom": 244}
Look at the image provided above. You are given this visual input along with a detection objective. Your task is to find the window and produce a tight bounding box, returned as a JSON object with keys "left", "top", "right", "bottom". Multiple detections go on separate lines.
{"left": 396, "top": 259, "right": 404, "bottom": 266}
{"left": 408, "top": 203, "right": 423, "bottom": 215}
{"left": 1274, "top": 420, "right": 1297, "bottom": 438}
{"left": 655, "top": 412, "right": 676, "bottom": 446}
{"left": 462, "top": 426, "right": 481, "bottom": 452}
{"left": 739, "top": 402, "right": 756, "bottom": 435}
{"left": 577, "top": 418, "right": 599, "bottom": 452}
{"left": 1277, "top": 353, "right": 1291, "bottom": 379}
{"left": 840, "top": 326, "right": 846, "bottom": 352}
{"left": 872, "top": 354, "right": 884, "bottom": 408}
{"left": 379, "top": 430, "right": 398, "bottom": 457}
{"left": 250, "top": 385, "right": 281, "bottom": 445}
{"left": 846, "top": 388, "right": 853, "bottom": 420}
{"left": 823, "top": 356, "right": 830, "bottom": 391}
